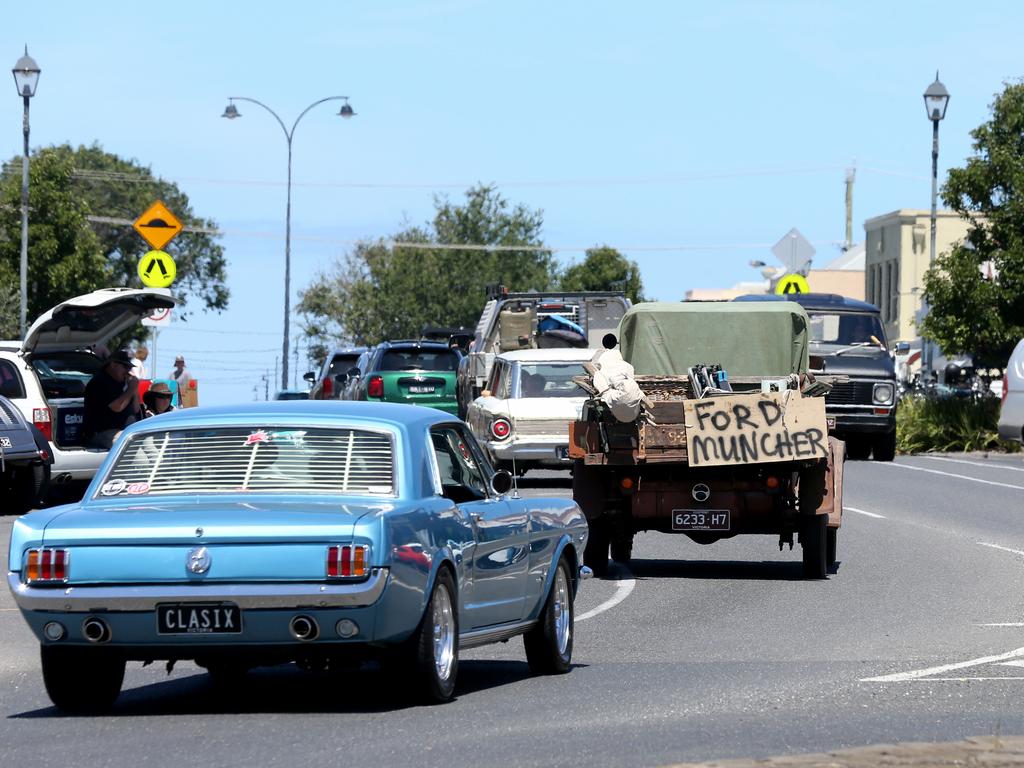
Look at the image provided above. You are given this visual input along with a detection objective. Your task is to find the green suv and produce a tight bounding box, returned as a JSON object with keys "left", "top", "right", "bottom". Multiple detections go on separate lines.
{"left": 350, "top": 341, "right": 461, "bottom": 415}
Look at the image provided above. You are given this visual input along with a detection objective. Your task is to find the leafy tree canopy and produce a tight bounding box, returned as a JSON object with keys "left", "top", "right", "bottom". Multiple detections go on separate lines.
{"left": 0, "top": 143, "right": 228, "bottom": 338}
{"left": 923, "top": 82, "right": 1024, "bottom": 366}
{"left": 560, "top": 246, "right": 645, "bottom": 303}
{"left": 299, "top": 184, "right": 556, "bottom": 354}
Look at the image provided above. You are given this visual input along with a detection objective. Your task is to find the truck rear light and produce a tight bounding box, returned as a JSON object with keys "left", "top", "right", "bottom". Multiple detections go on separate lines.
{"left": 33, "top": 407, "right": 52, "bottom": 441}
{"left": 765, "top": 475, "right": 780, "bottom": 490}
{"left": 323, "top": 376, "right": 333, "bottom": 397}
{"left": 489, "top": 417, "right": 511, "bottom": 440}
{"left": 619, "top": 476, "right": 635, "bottom": 491}
{"left": 25, "top": 548, "right": 69, "bottom": 583}
{"left": 367, "top": 376, "right": 383, "bottom": 398}
{"left": 327, "top": 545, "right": 370, "bottom": 578}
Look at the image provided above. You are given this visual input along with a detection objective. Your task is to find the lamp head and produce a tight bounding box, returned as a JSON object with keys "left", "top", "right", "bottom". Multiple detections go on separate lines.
{"left": 12, "top": 46, "right": 40, "bottom": 98}
{"left": 923, "top": 72, "right": 949, "bottom": 121}
{"left": 221, "top": 102, "right": 241, "bottom": 119}
{"left": 338, "top": 99, "right": 355, "bottom": 119}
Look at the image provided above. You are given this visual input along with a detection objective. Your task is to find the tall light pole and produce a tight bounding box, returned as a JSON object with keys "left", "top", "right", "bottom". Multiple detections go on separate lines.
{"left": 921, "top": 72, "right": 949, "bottom": 382}
{"left": 12, "top": 47, "right": 40, "bottom": 338}
{"left": 222, "top": 96, "right": 355, "bottom": 390}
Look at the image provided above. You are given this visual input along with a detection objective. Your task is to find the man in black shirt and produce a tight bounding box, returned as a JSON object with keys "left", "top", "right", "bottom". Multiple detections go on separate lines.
{"left": 83, "top": 349, "right": 140, "bottom": 449}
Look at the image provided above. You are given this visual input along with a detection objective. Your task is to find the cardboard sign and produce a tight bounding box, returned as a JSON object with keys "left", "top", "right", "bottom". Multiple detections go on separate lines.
{"left": 683, "top": 390, "right": 828, "bottom": 467}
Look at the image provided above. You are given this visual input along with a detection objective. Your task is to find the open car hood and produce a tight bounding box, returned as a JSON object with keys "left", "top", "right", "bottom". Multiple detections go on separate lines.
{"left": 22, "top": 288, "right": 176, "bottom": 354}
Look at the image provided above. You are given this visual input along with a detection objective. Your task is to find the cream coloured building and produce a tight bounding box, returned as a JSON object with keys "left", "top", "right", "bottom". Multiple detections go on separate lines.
{"left": 863, "top": 209, "right": 971, "bottom": 346}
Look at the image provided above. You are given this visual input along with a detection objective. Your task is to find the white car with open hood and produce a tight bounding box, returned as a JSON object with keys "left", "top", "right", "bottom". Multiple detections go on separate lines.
{"left": 0, "top": 288, "right": 176, "bottom": 486}
{"left": 465, "top": 348, "right": 593, "bottom": 474}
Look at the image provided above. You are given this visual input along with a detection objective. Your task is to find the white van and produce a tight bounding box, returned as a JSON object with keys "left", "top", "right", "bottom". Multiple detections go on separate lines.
{"left": 0, "top": 288, "right": 175, "bottom": 486}
{"left": 998, "top": 338, "right": 1024, "bottom": 444}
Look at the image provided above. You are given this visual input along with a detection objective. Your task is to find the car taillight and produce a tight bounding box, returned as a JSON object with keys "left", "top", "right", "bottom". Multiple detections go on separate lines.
{"left": 1002, "top": 374, "right": 1009, "bottom": 406}
{"left": 25, "top": 548, "right": 69, "bottom": 583}
{"left": 367, "top": 375, "right": 384, "bottom": 398}
{"left": 323, "top": 376, "right": 333, "bottom": 397}
{"left": 489, "top": 417, "right": 511, "bottom": 440}
{"left": 327, "top": 545, "right": 370, "bottom": 578}
{"left": 33, "top": 407, "right": 52, "bottom": 441}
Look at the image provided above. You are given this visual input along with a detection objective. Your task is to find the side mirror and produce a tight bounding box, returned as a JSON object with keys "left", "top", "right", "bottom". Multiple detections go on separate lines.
{"left": 347, "top": 367, "right": 361, "bottom": 378}
{"left": 334, "top": 372, "right": 349, "bottom": 385}
{"left": 894, "top": 342, "right": 911, "bottom": 354}
{"left": 303, "top": 371, "right": 316, "bottom": 383}
{"left": 490, "top": 469, "right": 513, "bottom": 496}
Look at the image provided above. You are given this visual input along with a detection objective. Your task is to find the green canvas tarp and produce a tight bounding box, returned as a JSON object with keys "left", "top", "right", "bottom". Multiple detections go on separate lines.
{"left": 618, "top": 302, "right": 810, "bottom": 377}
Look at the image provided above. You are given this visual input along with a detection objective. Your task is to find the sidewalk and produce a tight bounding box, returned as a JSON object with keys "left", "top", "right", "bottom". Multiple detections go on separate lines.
{"left": 666, "top": 736, "right": 1024, "bottom": 768}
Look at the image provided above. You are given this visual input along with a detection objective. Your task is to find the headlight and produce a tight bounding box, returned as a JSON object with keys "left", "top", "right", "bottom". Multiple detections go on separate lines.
{"left": 873, "top": 383, "right": 895, "bottom": 405}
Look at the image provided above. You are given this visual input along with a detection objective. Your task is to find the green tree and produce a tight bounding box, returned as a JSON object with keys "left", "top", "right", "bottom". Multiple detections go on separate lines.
{"left": 923, "top": 82, "right": 1024, "bottom": 366}
{"left": 0, "top": 143, "right": 228, "bottom": 338}
{"left": 299, "top": 185, "right": 556, "bottom": 351}
{"left": 560, "top": 246, "right": 645, "bottom": 303}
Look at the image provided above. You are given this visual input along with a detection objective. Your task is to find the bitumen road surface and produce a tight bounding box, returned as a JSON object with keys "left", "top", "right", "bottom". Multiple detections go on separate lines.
{"left": 2, "top": 453, "right": 1023, "bottom": 768}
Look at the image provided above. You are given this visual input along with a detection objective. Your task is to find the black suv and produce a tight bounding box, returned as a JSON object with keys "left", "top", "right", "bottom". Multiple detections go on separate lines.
{"left": 734, "top": 293, "right": 897, "bottom": 461}
{"left": 304, "top": 347, "right": 367, "bottom": 400}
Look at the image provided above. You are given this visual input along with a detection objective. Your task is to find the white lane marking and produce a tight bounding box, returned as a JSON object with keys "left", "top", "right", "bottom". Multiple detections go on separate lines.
{"left": 978, "top": 542, "right": 1024, "bottom": 558}
{"left": 577, "top": 577, "right": 636, "bottom": 622}
{"left": 919, "top": 455, "right": 1024, "bottom": 473}
{"left": 999, "top": 660, "right": 1024, "bottom": 668}
{"left": 861, "top": 646, "right": 1024, "bottom": 682}
{"left": 978, "top": 623, "right": 1024, "bottom": 627}
{"left": 881, "top": 461, "right": 1024, "bottom": 491}
{"left": 845, "top": 506, "right": 886, "bottom": 519}
{"left": 903, "top": 677, "right": 1024, "bottom": 681}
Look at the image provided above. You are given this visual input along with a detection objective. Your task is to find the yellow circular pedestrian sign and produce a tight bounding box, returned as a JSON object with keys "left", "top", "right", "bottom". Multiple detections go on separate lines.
{"left": 138, "top": 250, "right": 176, "bottom": 288}
{"left": 775, "top": 273, "right": 810, "bottom": 295}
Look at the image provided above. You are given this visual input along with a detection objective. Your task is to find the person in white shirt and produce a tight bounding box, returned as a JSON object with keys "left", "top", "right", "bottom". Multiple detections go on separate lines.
{"left": 130, "top": 345, "right": 149, "bottom": 379}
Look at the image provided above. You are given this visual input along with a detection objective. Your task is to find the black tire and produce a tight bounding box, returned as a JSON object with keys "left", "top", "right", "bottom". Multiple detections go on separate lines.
{"left": 524, "top": 557, "right": 574, "bottom": 674}
{"left": 872, "top": 431, "right": 896, "bottom": 462}
{"left": 826, "top": 527, "right": 838, "bottom": 570}
{"left": 203, "top": 660, "right": 250, "bottom": 687}
{"left": 406, "top": 568, "right": 459, "bottom": 703}
{"left": 583, "top": 517, "right": 610, "bottom": 577}
{"left": 610, "top": 534, "right": 633, "bottom": 564}
{"left": 41, "top": 646, "right": 125, "bottom": 713}
{"left": 845, "top": 437, "right": 871, "bottom": 460}
{"left": 9, "top": 463, "right": 49, "bottom": 514}
{"left": 801, "top": 514, "right": 828, "bottom": 579}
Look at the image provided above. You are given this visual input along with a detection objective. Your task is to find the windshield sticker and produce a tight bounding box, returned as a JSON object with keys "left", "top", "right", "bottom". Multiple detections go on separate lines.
{"left": 126, "top": 481, "right": 151, "bottom": 495}
{"left": 245, "top": 430, "right": 271, "bottom": 446}
{"left": 100, "top": 479, "right": 127, "bottom": 496}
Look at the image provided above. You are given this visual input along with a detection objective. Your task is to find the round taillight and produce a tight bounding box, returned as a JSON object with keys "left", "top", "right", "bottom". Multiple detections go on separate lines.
{"left": 490, "top": 417, "right": 512, "bottom": 440}
{"left": 766, "top": 476, "right": 780, "bottom": 489}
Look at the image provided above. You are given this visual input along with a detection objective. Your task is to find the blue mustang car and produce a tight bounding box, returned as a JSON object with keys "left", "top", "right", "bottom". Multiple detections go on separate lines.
{"left": 7, "top": 401, "right": 589, "bottom": 710}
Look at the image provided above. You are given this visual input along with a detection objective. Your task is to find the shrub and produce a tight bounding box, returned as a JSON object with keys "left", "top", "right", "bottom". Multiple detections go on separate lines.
{"left": 896, "top": 396, "right": 1020, "bottom": 454}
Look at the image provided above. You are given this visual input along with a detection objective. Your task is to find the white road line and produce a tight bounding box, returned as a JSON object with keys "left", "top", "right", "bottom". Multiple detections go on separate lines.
{"left": 919, "top": 455, "right": 1024, "bottom": 473}
{"left": 861, "top": 645, "right": 1024, "bottom": 682}
{"left": 999, "top": 660, "right": 1024, "bottom": 668}
{"left": 881, "top": 461, "right": 1024, "bottom": 491}
{"left": 577, "top": 577, "right": 636, "bottom": 622}
{"left": 845, "top": 506, "right": 886, "bottom": 519}
{"left": 978, "top": 542, "right": 1024, "bottom": 558}
{"left": 901, "top": 677, "right": 1024, "bottom": 681}
{"left": 978, "top": 623, "right": 1024, "bottom": 627}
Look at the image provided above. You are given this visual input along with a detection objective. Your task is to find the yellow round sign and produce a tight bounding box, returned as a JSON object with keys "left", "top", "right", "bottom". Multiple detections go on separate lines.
{"left": 138, "top": 249, "right": 176, "bottom": 288}
{"left": 775, "top": 273, "right": 810, "bottom": 295}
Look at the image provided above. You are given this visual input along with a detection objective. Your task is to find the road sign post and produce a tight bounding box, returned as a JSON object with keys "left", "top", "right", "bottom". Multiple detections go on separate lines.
{"left": 774, "top": 273, "right": 811, "bottom": 295}
{"left": 134, "top": 201, "right": 182, "bottom": 290}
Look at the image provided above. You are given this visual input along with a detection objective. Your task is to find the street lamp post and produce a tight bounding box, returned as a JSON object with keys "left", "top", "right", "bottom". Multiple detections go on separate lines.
{"left": 921, "top": 72, "right": 949, "bottom": 383}
{"left": 11, "top": 47, "right": 40, "bottom": 338}
{"left": 222, "top": 96, "right": 355, "bottom": 390}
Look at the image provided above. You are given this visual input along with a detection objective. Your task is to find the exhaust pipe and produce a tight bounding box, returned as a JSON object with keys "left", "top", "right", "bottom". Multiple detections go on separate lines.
{"left": 52, "top": 473, "right": 73, "bottom": 485}
{"left": 289, "top": 615, "right": 319, "bottom": 641}
{"left": 82, "top": 617, "right": 111, "bottom": 643}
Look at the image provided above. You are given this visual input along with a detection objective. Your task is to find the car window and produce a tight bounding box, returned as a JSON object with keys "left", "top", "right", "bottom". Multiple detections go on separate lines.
{"left": 326, "top": 353, "right": 360, "bottom": 376}
{"left": 808, "top": 312, "right": 886, "bottom": 346}
{"left": 379, "top": 348, "right": 459, "bottom": 372}
{"left": 31, "top": 351, "right": 102, "bottom": 398}
{"left": 497, "top": 363, "right": 512, "bottom": 399}
{"left": 518, "top": 363, "right": 588, "bottom": 398}
{"left": 0, "top": 359, "right": 25, "bottom": 399}
{"left": 429, "top": 424, "right": 487, "bottom": 503}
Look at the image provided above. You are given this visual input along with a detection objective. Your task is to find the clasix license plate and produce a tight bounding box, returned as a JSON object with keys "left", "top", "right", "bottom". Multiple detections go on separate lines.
{"left": 156, "top": 603, "right": 242, "bottom": 634}
{"left": 409, "top": 386, "right": 435, "bottom": 394}
{"left": 671, "top": 509, "right": 730, "bottom": 531}
{"left": 556, "top": 446, "right": 569, "bottom": 459}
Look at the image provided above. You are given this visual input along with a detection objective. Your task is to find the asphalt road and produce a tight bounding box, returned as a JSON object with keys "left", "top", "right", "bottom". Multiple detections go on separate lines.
{"left": 3, "top": 453, "right": 1024, "bottom": 768}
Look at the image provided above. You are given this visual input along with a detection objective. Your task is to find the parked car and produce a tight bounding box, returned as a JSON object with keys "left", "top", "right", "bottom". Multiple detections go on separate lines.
{"left": 734, "top": 293, "right": 897, "bottom": 460}
{"left": 998, "top": 338, "right": 1024, "bottom": 443}
{"left": 274, "top": 389, "right": 309, "bottom": 401}
{"left": 304, "top": 347, "right": 367, "bottom": 400}
{"left": 348, "top": 341, "right": 460, "bottom": 415}
{"left": 0, "top": 288, "right": 176, "bottom": 487}
{"left": 466, "top": 348, "right": 593, "bottom": 474}
{"left": 7, "top": 401, "right": 590, "bottom": 711}
{"left": 0, "top": 394, "right": 53, "bottom": 514}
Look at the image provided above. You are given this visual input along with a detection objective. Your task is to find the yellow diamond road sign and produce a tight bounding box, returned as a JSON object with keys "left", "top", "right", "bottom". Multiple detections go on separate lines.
{"left": 133, "top": 200, "right": 183, "bottom": 250}
{"left": 138, "top": 250, "right": 177, "bottom": 288}
{"left": 775, "top": 273, "right": 810, "bottom": 295}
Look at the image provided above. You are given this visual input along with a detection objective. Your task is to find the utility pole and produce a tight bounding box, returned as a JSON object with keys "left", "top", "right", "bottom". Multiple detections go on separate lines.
{"left": 293, "top": 334, "right": 300, "bottom": 390}
{"left": 263, "top": 371, "right": 270, "bottom": 401}
{"left": 843, "top": 166, "right": 856, "bottom": 252}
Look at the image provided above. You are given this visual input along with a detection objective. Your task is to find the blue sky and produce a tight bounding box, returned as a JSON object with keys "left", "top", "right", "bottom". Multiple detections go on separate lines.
{"left": 4, "top": 1, "right": 1022, "bottom": 404}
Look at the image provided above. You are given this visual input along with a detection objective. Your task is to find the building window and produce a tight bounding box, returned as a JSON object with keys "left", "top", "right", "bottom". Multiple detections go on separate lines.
{"left": 889, "top": 261, "right": 899, "bottom": 323}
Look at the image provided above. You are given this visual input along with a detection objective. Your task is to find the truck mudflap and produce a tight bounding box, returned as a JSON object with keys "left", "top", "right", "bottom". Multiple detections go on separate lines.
{"left": 820, "top": 436, "right": 845, "bottom": 528}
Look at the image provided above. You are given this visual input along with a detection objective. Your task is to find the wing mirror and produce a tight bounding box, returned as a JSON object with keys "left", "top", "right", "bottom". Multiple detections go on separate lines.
{"left": 894, "top": 341, "right": 911, "bottom": 354}
{"left": 303, "top": 371, "right": 316, "bottom": 383}
{"left": 490, "top": 469, "right": 513, "bottom": 496}
{"left": 347, "top": 367, "right": 361, "bottom": 378}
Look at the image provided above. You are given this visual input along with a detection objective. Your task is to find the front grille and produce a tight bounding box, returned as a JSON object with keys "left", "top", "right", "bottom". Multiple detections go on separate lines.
{"left": 825, "top": 381, "right": 876, "bottom": 406}
{"left": 101, "top": 426, "right": 395, "bottom": 497}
